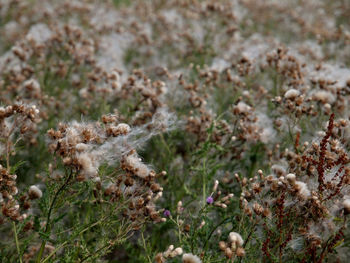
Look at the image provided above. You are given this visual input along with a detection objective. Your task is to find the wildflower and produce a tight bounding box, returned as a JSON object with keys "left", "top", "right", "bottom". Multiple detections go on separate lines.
{"left": 206, "top": 196, "right": 214, "bottom": 204}
{"left": 163, "top": 210, "right": 171, "bottom": 217}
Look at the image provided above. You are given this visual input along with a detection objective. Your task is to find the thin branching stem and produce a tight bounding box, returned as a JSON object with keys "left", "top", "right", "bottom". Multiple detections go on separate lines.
{"left": 36, "top": 169, "right": 74, "bottom": 263}
{"left": 13, "top": 221, "right": 23, "bottom": 263}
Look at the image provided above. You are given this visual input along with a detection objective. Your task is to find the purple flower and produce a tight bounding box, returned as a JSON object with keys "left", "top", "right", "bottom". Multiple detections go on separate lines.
{"left": 163, "top": 209, "right": 171, "bottom": 217}
{"left": 206, "top": 196, "right": 214, "bottom": 204}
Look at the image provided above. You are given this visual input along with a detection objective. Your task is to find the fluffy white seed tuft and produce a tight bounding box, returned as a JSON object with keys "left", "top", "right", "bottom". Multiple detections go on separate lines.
{"left": 343, "top": 199, "right": 350, "bottom": 213}
{"left": 228, "top": 232, "right": 244, "bottom": 246}
{"left": 284, "top": 89, "right": 300, "bottom": 99}
{"left": 182, "top": 253, "right": 202, "bottom": 263}
{"left": 295, "top": 181, "right": 311, "bottom": 200}
{"left": 28, "top": 185, "right": 42, "bottom": 199}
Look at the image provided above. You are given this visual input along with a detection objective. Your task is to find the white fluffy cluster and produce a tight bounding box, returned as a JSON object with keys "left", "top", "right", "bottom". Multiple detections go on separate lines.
{"left": 343, "top": 198, "right": 350, "bottom": 213}
{"left": 95, "top": 107, "right": 177, "bottom": 164}
{"left": 76, "top": 153, "right": 98, "bottom": 177}
{"left": 28, "top": 185, "right": 42, "bottom": 199}
{"left": 182, "top": 253, "right": 202, "bottom": 263}
{"left": 163, "top": 245, "right": 183, "bottom": 258}
{"left": 23, "top": 79, "right": 41, "bottom": 92}
{"left": 311, "top": 90, "right": 335, "bottom": 104}
{"left": 26, "top": 23, "right": 52, "bottom": 44}
{"left": 228, "top": 232, "right": 244, "bottom": 247}
{"left": 286, "top": 173, "right": 296, "bottom": 182}
{"left": 284, "top": 88, "right": 300, "bottom": 100}
{"left": 124, "top": 153, "right": 150, "bottom": 179}
{"left": 256, "top": 113, "right": 276, "bottom": 143}
{"left": 234, "top": 101, "right": 251, "bottom": 114}
{"left": 155, "top": 245, "right": 184, "bottom": 262}
{"left": 294, "top": 181, "right": 311, "bottom": 200}
{"left": 286, "top": 173, "right": 311, "bottom": 200}
{"left": 53, "top": 108, "right": 177, "bottom": 179}
{"left": 113, "top": 123, "right": 131, "bottom": 135}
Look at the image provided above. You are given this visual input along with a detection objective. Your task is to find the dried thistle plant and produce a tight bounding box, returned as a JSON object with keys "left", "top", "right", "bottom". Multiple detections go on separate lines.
{"left": 1, "top": 0, "right": 350, "bottom": 262}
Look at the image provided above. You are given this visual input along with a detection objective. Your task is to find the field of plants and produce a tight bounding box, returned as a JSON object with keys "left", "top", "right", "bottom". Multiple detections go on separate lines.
{"left": 1, "top": 0, "right": 350, "bottom": 262}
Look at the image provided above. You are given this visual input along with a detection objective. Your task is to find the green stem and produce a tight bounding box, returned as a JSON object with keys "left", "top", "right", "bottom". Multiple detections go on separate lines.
{"left": 36, "top": 169, "right": 73, "bottom": 263}
{"left": 141, "top": 231, "right": 152, "bottom": 263}
{"left": 42, "top": 215, "right": 109, "bottom": 263}
{"left": 79, "top": 223, "right": 132, "bottom": 263}
{"left": 202, "top": 159, "right": 207, "bottom": 205}
{"left": 13, "top": 221, "right": 23, "bottom": 263}
{"left": 190, "top": 206, "right": 206, "bottom": 252}
{"left": 170, "top": 216, "right": 183, "bottom": 244}
{"left": 203, "top": 217, "right": 231, "bottom": 258}
{"left": 160, "top": 133, "right": 171, "bottom": 155}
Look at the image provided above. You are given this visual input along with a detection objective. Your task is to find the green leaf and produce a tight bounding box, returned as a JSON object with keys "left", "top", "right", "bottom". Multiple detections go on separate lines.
{"left": 10, "top": 160, "right": 26, "bottom": 174}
